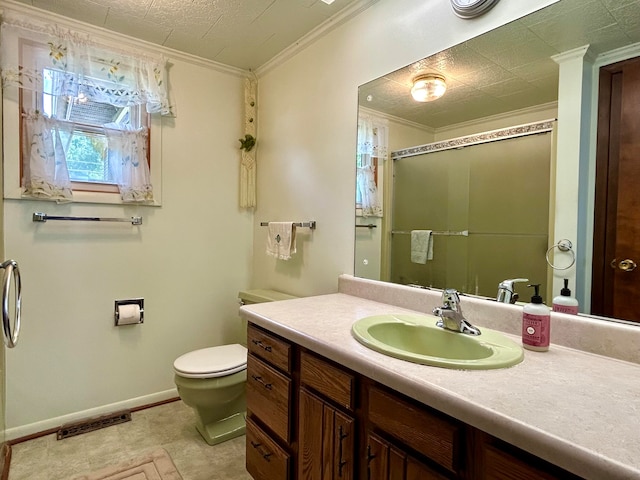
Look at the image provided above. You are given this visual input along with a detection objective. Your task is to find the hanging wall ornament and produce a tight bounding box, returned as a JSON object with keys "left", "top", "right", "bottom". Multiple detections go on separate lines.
{"left": 240, "top": 76, "right": 257, "bottom": 208}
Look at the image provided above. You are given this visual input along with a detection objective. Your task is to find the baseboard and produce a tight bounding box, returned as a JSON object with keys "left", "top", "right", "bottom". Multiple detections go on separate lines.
{"left": 0, "top": 442, "right": 10, "bottom": 480}
{"left": 6, "top": 388, "right": 179, "bottom": 442}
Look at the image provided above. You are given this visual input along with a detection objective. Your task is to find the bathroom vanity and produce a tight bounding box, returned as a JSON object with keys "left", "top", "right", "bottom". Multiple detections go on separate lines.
{"left": 241, "top": 275, "right": 640, "bottom": 480}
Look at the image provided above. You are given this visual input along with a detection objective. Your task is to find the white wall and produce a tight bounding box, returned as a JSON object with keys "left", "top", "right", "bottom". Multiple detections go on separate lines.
{"left": 2, "top": 16, "right": 253, "bottom": 436}
{"left": 253, "top": 0, "right": 558, "bottom": 296}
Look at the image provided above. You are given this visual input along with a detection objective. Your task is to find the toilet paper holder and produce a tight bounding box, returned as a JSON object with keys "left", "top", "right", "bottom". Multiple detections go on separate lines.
{"left": 114, "top": 298, "right": 144, "bottom": 326}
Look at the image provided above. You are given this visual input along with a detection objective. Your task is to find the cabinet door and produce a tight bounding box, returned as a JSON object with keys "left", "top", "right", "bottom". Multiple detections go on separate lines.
{"left": 366, "top": 433, "right": 406, "bottom": 480}
{"left": 298, "top": 388, "right": 355, "bottom": 480}
{"left": 366, "top": 432, "right": 448, "bottom": 480}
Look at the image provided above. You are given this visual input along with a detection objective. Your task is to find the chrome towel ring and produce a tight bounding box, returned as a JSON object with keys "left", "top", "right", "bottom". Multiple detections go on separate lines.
{"left": 546, "top": 239, "right": 576, "bottom": 271}
{"left": 1, "top": 260, "right": 22, "bottom": 348}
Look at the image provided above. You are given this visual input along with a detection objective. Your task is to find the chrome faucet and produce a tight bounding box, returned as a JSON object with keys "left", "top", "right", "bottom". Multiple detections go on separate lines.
{"left": 496, "top": 278, "right": 528, "bottom": 304}
{"left": 432, "top": 289, "right": 481, "bottom": 336}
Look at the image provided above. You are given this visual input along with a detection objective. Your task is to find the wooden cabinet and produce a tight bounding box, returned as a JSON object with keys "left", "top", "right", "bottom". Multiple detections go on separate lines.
{"left": 246, "top": 354, "right": 292, "bottom": 443}
{"left": 367, "top": 385, "right": 462, "bottom": 476}
{"left": 246, "top": 325, "right": 295, "bottom": 480}
{"left": 366, "top": 432, "right": 448, "bottom": 480}
{"left": 245, "top": 322, "right": 584, "bottom": 480}
{"left": 472, "top": 432, "right": 583, "bottom": 480}
{"left": 298, "top": 351, "right": 356, "bottom": 479}
{"left": 246, "top": 417, "right": 291, "bottom": 480}
{"left": 298, "top": 388, "right": 355, "bottom": 480}
{"left": 248, "top": 323, "right": 292, "bottom": 372}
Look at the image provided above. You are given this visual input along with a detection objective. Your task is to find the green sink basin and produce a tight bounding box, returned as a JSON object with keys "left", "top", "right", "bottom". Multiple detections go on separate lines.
{"left": 352, "top": 314, "right": 524, "bottom": 370}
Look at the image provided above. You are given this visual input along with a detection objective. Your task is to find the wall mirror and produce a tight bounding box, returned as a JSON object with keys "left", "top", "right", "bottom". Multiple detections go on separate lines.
{"left": 355, "top": 0, "right": 640, "bottom": 324}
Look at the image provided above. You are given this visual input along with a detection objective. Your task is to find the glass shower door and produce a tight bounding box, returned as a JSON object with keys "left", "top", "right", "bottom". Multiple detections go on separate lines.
{"left": 0, "top": 259, "right": 21, "bottom": 475}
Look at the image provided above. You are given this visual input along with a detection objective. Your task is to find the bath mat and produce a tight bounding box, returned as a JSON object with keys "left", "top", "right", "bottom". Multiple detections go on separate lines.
{"left": 71, "top": 448, "right": 182, "bottom": 480}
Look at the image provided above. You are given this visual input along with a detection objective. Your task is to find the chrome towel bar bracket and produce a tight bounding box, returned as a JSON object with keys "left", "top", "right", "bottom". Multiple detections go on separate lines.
{"left": 33, "top": 212, "right": 143, "bottom": 225}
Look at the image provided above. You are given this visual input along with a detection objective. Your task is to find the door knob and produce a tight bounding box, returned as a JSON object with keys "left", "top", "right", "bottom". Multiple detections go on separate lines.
{"left": 618, "top": 259, "right": 637, "bottom": 272}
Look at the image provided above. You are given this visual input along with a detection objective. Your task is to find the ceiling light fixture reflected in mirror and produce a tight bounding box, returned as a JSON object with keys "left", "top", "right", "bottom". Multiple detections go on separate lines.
{"left": 410, "top": 74, "right": 447, "bottom": 102}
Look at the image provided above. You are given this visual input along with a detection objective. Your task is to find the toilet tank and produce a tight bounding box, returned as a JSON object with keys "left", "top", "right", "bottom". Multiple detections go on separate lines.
{"left": 239, "top": 289, "right": 298, "bottom": 305}
{"left": 237, "top": 289, "right": 298, "bottom": 346}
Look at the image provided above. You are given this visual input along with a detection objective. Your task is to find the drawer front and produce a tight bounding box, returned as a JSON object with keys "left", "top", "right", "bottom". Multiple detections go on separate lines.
{"left": 300, "top": 351, "right": 355, "bottom": 411}
{"left": 247, "top": 354, "right": 291, "bottom": 443}
{"left": 246, "top": 417, "right": 290, "bottom": 480}
{"left": 481, "top": 444, "right": 572, "bottom": 480}
{"left": 248, "top": 324, "right": 292, "bottom": 373}
{"left": 368, "top": 386, "right": 461, "bottom": 474}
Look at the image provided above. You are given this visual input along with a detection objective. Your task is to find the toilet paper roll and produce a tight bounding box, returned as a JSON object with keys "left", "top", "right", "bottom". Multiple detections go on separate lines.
{"left": 117, "top": 304, "right": 141, "bottom": 325}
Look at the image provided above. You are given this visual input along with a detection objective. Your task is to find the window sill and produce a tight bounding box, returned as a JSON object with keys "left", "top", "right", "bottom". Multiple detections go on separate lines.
{"left": 4, "top": 189, "right": 161, "bottom": 206}
{"left": 355, "top": 208, "right": 383, "bottom": 218}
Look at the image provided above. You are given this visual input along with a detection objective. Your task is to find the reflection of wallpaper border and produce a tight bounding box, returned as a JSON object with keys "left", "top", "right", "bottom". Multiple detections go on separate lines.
{"left": 391, "top": 119, "right": 555, "bottom": 160}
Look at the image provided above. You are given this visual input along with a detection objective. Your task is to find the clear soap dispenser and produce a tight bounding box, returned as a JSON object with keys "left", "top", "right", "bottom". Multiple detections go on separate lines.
{"left": 552, "top": 279, "right": 579, "bottom": 315}
{"left": 522, "top": 284, "right": 550, "bottom": 352}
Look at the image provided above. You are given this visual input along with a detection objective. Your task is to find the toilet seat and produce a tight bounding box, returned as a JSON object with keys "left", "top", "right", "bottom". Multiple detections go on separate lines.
{"left": 174, "top": 344, "right": 247, "bottom": 379}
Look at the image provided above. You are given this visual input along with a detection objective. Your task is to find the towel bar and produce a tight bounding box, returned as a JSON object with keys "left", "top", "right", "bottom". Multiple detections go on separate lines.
{"left": 33, "top": 212, "right": 143, "bottom": 225}
{"left": 392, "top": 229, "right": 468, "bottom": 236}
{"left": 356, "top": 224, "right": 377, "bottom": 229}
{"left": 260, "top": 221, "right": 316, "bottom": 229}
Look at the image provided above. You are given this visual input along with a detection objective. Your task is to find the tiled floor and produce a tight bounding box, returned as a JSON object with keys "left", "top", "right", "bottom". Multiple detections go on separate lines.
{"left": 8, "top": 400, "right": 253, "bottom": 480}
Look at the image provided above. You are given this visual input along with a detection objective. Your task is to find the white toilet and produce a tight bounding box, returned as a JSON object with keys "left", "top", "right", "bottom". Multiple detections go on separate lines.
{"left": 173, "top": 289, "right": 297, "bottom": 446}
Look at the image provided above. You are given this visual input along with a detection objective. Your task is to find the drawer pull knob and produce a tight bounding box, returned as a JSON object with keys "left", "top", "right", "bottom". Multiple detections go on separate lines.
{"left": 251, "top": 374, "right": 273, "bottom": 390}
{"left": 251, "top": 440, "right": 272, "bottom": 462}
{"left": 251, "top": 339, "right": 273, "bottom": 352}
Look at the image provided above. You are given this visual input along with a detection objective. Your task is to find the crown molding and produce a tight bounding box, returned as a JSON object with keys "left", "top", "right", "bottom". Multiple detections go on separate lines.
{"left": 359, "top": 106, "right": 435, "bottom": 135}
{"left": 254, "top": 0, "right": 379, "bottom": 78}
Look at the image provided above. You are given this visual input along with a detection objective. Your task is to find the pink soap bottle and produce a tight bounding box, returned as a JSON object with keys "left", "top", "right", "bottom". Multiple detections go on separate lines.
{"left": 552, "top": 279, "right": 579, "bottom": 315}
{"left": 522, "top": 284, "right": 550, "bottom": 352}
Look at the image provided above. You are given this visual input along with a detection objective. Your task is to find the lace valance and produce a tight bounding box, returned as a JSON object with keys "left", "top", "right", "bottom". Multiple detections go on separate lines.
{"left": 0, "top": 18, "right": 173, "bottom": 116}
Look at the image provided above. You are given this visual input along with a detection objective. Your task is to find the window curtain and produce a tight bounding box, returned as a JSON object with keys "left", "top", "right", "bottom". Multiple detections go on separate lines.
{"left": 0, "top": 21, "right": 172, "bottom": 115}
{"left": 357, "top": 114, "right": 388, "bottom": 217}
{"left": 104, "top": 124, "right": 153, "bottom": 203}
{"left": 22, "top": 112, "right": 74, "bottom": 202}
{"left": 1, "top": 17, "right": 172, "bottom": 204}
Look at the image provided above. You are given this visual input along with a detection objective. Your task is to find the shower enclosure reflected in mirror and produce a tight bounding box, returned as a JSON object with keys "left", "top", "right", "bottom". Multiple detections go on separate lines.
{"left": 354, "top": 0, "right": 640, "bottom": 323}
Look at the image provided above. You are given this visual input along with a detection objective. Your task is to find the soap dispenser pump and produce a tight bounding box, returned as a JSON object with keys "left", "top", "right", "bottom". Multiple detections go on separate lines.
{"left": 552, "top": 279, "right": 579, "bottom": 315}
{"left": 522, "top": 284, "right": 550, "bottom": 352}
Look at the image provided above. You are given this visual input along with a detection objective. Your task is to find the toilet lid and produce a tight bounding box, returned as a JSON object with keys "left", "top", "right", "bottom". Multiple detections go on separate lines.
{"left": 174, "top": 344, "right": 247, "bottom": 379}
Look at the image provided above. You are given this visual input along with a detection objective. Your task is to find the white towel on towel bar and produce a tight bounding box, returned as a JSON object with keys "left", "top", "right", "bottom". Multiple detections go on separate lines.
{"left": 266, "top": 222, "right": 297, "bottom": 260}
{"left": 411, "top": 230, "right": 433, "bottom": 264}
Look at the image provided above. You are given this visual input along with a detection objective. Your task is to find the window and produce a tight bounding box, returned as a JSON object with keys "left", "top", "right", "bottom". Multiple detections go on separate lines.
{"left": 1, "top": 21, "right": 171, "bottom": 204}
{"left": 355, "top": 153, "right": 378, "bottom": 207}
{"left": 356, "top": 116, "right": 387, "bottom": 217}
{"left": 23, "top": 67, "right": 150, "bottom": 193}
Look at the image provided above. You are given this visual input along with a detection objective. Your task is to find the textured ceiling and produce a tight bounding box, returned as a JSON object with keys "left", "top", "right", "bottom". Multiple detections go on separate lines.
{"left": 12, "top": 0, "right": 364, "bottom": 70}
{"left": 359, "top": 0, "right": 640, "bottom": 130}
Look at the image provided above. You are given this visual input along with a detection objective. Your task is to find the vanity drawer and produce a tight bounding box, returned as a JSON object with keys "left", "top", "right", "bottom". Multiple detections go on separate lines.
{"left": 368, "top": 386, "right": 462, "bottom": 474}
{"left": 478, "top": 440, "right": 582, "bottom": 480}
{"left": 300, "top": 350, "right": 355, "bottom": 411}
{"left": 247, "top": 354, "right": 292, "bottom": 443}
{"left": 248, "top": 323, "right": 292, "bottom": 373}
{"left": 246, "top": 416, "right": 290, "bottom": 480}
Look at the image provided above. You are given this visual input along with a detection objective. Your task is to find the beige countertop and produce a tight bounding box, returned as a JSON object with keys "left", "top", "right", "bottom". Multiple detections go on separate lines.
{"left": 240, "top": 290, "right": 640, "bottom": 480}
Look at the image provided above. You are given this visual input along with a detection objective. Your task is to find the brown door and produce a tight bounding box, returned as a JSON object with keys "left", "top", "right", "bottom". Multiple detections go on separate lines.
{"left": 592, "top": 56, "right": 640, "bottom": 322}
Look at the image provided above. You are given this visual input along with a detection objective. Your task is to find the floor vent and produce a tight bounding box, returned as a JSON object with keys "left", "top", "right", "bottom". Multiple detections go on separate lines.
{"left": 56, "top": 409, "right": 132, "bottom": 440}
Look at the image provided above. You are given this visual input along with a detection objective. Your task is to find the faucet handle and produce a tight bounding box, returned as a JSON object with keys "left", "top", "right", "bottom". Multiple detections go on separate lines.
{"left": 441, "top": 288, "right": 460, "bottom": 308}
